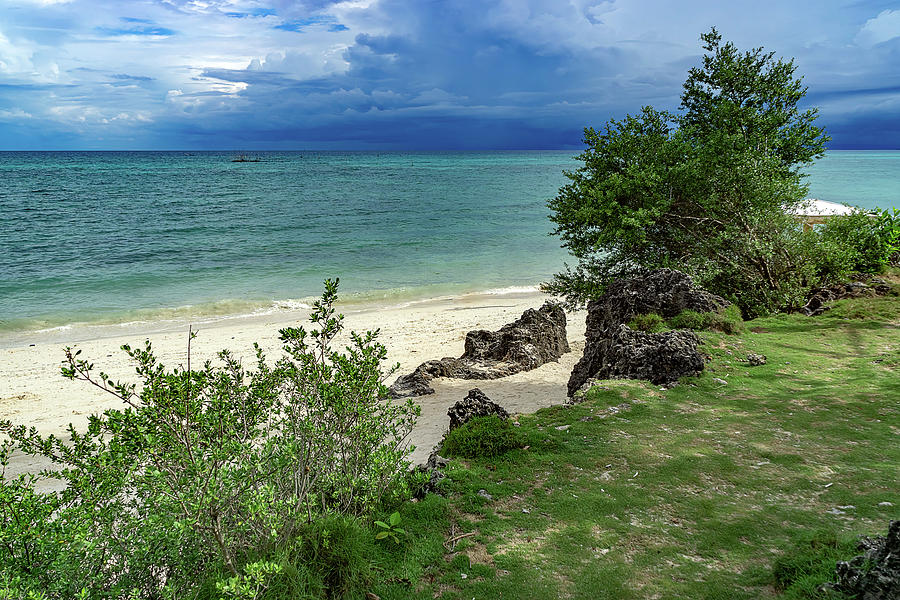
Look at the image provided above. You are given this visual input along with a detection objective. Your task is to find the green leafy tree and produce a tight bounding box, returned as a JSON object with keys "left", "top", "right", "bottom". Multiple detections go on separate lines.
{"left": 547, "top": 29, "right": 830, "bottom": 316}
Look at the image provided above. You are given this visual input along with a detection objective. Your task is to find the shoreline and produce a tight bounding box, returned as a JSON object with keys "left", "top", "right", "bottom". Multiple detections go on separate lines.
{"left": 0, "top": 283, "right": 548, "bottom": 350}
{"left": 0, "top": 288, "right": 586, "bottom": 486}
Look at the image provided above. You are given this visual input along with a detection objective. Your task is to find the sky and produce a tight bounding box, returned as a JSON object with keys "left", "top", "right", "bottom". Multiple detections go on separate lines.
{"left": 0, "top": 0, "right": 899, "bottom": 150}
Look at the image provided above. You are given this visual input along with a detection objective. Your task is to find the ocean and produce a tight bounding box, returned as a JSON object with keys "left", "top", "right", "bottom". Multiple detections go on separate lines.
{"left": 1, "top": 150, "right": 897, "bottom": 341}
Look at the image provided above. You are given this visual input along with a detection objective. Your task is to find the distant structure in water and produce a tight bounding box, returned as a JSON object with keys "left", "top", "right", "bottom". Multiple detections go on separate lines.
{"left": 231, "top": 153, "right": 261, "bottom": 163}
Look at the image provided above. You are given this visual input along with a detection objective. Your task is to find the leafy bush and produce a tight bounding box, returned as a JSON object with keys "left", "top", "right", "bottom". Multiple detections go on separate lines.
{"left": 0, "top": 280, "right": 419, "bottom": 599}
{"left": 441, "top": 416, "right": 525, "bottom": 459}
{"left": 627, "top": 313, "right": 666, "bottom": 333}
{"left": 821, "top": 208, "right": 900, "bottom": 273}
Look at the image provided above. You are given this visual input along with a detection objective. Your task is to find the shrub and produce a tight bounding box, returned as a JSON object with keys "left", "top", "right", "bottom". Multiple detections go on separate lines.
{"left": 441, "top": 416, "right": 525, "bottom": 459}
{"left": 667, "top": 305, "right": 744, "bottom": 334}
{"left": 627, "top": 313, "right": 666, "bottom": 333}
{"left": 820, "top": 209, "right": 898, "bottom": 274}
{"left": 0, "top": 280, "right": 420, "bottom": 599}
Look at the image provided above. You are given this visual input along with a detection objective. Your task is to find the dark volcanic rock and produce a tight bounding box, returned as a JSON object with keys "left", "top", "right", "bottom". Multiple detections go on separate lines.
{"left": 568, "top": 269, "right": 725, "bottom": 395}
{"left": 583, "top": 324, "right": 704, "bottom": 388}
{"left": 447, "top": 388, "right": 510, "bottom": 431}
{"left": 415, "top": 450, "right": 450, "bottom": 498}
{"left": 823, "top": 521, "right": 900, "bottom": 600}
{"left": 802, "top": 277, "right": 894, "bottom": 316}
{"left": 460, "top": 303, "right": 570, "bottom": 373}
{"left": 747, "top": 353, "right": 767, "bottom": 366}
{"left": 389, "top": 302, "right": 569, "bottom": 398}
{"left": 387, "top": 360, "right": 460, "bottom": 398}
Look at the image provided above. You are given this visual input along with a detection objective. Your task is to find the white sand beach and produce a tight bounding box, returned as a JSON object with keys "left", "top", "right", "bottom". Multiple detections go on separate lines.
{"left": 0, "top": 291, "right": 585, "bottom": 486}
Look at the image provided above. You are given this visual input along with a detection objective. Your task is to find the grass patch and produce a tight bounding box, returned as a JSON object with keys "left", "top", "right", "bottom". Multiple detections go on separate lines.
{"left": 442, "top": 416, "right": 527, "bottom": 459}
{"left": 628, "top": 304, "right": 745, "bottom": 334}
{"left": 772, "top": 530, "right": 858, "bottom": 599}
{"left": 371, "top": 293, "right": 899, "bottom": 599}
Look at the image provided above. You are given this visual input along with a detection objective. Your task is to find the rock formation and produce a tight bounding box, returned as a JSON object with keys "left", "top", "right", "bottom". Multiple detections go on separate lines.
{"left": 568, "top": 269, "right": 726, "bottom": 395}
{"left": 447, "top": 388, "right": 510, "bottom": 431}
{"left": 415, "top": 388, "right": 512, "bottom": 497}
{"left": 389, "top": 302, "right": 569, "bottom": 398}
{"left": 822, "top": 521, "right": 900, "bottom": 600}
{"left": 802, "top": 277, "right": 894, "bottom": 316}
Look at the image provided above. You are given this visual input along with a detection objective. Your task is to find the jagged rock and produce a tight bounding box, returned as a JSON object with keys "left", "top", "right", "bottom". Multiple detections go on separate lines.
{"left": 389, "top": 302, "right": 569, "bottom": 398}
{"left": 387, "top": 359, "right": 459, "bottom": 398}
{"left": 460, "top": 303, "right": 570, "bottom": 372}
{"left": 579, "top": 324, "right": 704, "bottom": 389}
{"left": 822, "top": 521, "right": 900, "bottom": 600}
{"left": 747, "top": 353, "right": 767, "bottom": 366}
{"left": 803, "top": 277, "right": 895, "bottom": 316}
{"left": 447, "top": 388, "right": 510, "bottom": 431}
{"left": 568, "top": 269, "right": 724, "bottom": 395}
{"left": 415, "top": 449, "right": 450, "bottom": 498}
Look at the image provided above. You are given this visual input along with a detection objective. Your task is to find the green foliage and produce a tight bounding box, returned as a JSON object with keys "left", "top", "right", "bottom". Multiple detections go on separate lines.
{"left": 628, "top": 305, "right": 744, "bottom": 334}
{"left": 441, "top": 416, "right": 526, "bottom": 459}
{"left": 291, "top": 515, "right": 375, "bottom": 600}
{"left": 627, "top": 313, "right": 666, "bottom": 333}
{"left": 374, "top": 511, "right": 406, "bottom": 544}
{"left": 547, "top": 28, "right": 830, "bottom": 316}
{"left": 821, "top": 207, "right": 900, "bottom": 273}
{"left": 773, "top": 531, "right": 857, "bottom": 599}
{"left": 667, "top": 305, "right": 744, "bottom": 334}
{"left": 0, "top": 280, "right": 420, "bottom": 599}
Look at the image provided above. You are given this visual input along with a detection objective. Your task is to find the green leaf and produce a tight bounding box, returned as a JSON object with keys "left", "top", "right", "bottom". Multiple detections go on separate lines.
{"left": 374, "top": 520, "right": 389, "bottom": 529}
{"left": 375, "top": 531, "right": 389, "bottom": 540}
{"left": 393, "top": 528, "right": 406, "bottom": 535}
{"left": 389, "top": 511, "right": 401, "bottom": 526}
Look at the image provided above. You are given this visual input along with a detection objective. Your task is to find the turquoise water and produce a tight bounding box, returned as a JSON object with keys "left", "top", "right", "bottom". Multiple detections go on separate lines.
{"left": 804, "top": 151, "right": 900, "bottom": 209}
{"left": 1, "top": 150, "right": 897, "bottom": 336}
{"left": 0, "top": 151, "right": 575, "bottom": 334}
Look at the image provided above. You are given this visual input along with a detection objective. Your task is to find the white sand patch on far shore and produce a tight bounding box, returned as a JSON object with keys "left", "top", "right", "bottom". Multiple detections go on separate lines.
{"left": 1, "top": 291, "right": 585, "bottom": 487}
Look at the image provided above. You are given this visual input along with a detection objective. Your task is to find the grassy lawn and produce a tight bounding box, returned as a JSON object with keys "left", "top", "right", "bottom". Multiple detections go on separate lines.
{"left": 370, "top": 291, "right": 899, "bottom": 599}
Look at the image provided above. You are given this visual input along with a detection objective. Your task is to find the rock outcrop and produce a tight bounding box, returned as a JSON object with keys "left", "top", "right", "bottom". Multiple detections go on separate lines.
{"left": 581, "top": 324, "right": 704, "bottom": 388}
{"left": 802, "top": 277, "right": 894, "bottom": 316}
{"left": 447, "top": 388, "right": 510, "bottom": 431}
{"left": 389, "top": 302, "right": 569, "bottom": 398}
{"left": 822, "top": 521, "right": 900, "bottom": 600}
{"left": 568, "top": 269, "right": 725, "bottom": 395}
{"left": 746, "top": 353, "right": 767, "bottom": 366}
{"left": 415, "top": 450, "right": 449, "bottom": 498}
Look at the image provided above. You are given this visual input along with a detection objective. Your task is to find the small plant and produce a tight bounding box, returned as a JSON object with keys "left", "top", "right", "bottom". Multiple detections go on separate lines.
{"left": 442, "top": 416, "right": 525, "bottom": 459}
{"left": 627, "top": 313, "right": 666, "bottom": 332}
{"left": 667, "top": 305, "right": 744, "bottom": 334}
{"left": 374, "top": 512, "right": 406, "bottom": 544}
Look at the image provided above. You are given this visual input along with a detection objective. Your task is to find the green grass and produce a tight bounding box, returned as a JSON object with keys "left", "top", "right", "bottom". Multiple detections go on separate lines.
{"left": 370, "top": 292, "right": 899, "bottom": 599}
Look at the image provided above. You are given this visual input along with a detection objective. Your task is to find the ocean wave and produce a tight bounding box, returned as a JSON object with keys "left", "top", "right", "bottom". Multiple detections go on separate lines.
{"left": 477, "top": 285, "right": 542, "bottom": 296}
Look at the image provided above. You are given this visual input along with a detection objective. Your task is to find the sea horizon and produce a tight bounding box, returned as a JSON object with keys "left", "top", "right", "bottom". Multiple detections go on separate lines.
{"left": 1, "top": 149, "right": 898, "bottom": 345}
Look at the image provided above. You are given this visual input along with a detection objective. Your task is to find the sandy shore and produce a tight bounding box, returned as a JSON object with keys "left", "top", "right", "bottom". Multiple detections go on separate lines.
{"left": 1, "top": 291, "right": 585, "bottom": 486}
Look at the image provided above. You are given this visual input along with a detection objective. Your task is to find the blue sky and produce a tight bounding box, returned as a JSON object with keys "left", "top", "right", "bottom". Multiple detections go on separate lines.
{"left": 1, "top": 0, "right": 898, "bottom": 150}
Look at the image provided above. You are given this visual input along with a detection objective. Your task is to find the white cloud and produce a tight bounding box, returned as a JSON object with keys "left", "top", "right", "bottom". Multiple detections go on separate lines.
{"left": 0, "top": 108, "right": 33, "bottom": 120}
{"left": 855, "top": 9, "right": 900, "bottom": 47}
{"left": 0, "top": 31, "right": 35, "bottom": 73}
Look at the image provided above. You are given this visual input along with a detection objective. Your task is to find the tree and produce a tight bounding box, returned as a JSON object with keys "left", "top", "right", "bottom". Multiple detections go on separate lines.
{"left": 547, "top": 29, "right": 830, "bottom": 316}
